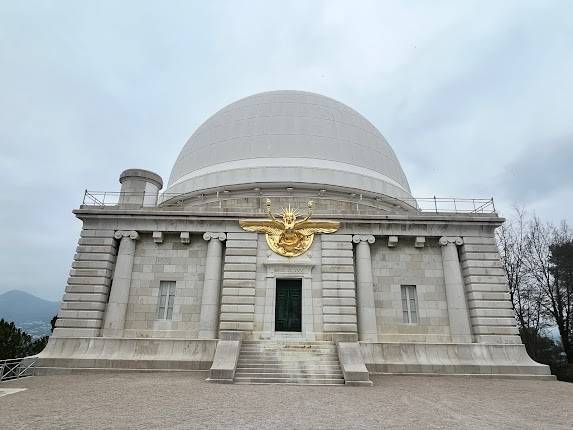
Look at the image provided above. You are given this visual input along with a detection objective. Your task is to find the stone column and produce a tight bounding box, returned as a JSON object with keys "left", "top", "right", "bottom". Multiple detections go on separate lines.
{"left": 439, "top": 236, "right": 473, "bottom": 343}
{"left": 353, "top": 235, "right": 378, "bottom": 341}
{"left": 102, "top": 230, "right": 139, "bottom": 337}
{"left": 199, "top": 232, "right": 227, "bottom": 339}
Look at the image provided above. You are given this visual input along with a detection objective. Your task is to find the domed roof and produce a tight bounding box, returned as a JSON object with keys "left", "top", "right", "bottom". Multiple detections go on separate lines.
{"left": 164, "top": 90, "right": 412, "bottom": 201}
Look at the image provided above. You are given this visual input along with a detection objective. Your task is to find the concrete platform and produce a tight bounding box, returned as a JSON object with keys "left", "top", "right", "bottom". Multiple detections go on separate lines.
{"left": 360, "top": 342, "right": 552, "bottom": 378}
{"left": 37, "top": 336, "right": 218, "bottom": 374}
{"left": 1, "top": 373, "right": 571, "bottom": 429}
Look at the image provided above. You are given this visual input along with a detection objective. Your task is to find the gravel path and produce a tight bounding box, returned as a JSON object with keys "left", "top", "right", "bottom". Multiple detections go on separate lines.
{"left": 1, "top": 372, "right": 571, "bottom": 429}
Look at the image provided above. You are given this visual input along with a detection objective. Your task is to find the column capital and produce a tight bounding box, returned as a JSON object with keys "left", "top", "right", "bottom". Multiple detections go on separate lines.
{"left": 203, "top": 232, "right": 227, "bottom": 242}
{"left": 352, "top": 234, "right": 375, "bottom": 244}
{"left": 439, "top": 236, "right": 463, "bottom": 246}
{"left": 114, "top": 230, "right": 139, "bottom": 240}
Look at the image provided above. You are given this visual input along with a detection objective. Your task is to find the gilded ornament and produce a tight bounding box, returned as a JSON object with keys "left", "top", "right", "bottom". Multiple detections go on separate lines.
{"left": 239, "top": 199, "right": 340, "bottom": 257}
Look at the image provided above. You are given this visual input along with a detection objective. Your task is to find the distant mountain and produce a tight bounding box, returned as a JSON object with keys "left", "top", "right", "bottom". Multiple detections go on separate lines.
{"left": 0, "top": 290, "right": 59, "bottom": 337}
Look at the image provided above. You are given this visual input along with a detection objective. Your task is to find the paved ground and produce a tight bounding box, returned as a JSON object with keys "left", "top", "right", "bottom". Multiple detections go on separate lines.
{"left": 1, "top": 372, "right": 572, "bottom": 429}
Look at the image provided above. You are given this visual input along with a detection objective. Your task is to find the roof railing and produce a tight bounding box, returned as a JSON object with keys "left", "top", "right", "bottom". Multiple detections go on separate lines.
{"left": 81, "top": 190, "right": 496, "bottom": 214}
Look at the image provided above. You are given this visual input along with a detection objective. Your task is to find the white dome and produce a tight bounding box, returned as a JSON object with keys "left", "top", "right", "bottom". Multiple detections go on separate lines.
{"left": 164, "top": 90, "right": 412, "bottom": 201}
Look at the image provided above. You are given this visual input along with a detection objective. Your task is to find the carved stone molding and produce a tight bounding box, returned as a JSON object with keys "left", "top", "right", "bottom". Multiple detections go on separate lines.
{"left": 152, "top": 231, "right": 163, "bottom": 244}
{"left": 439, "top": 236, "right": 464, "bottom": 246}
{"left": 352, "top": 234, "right": 375, "bottom": 244}
{"left": 113, "top": 230, "right": 139, "bottom": 240}
{"left": 203, "top": 232, "right": 227, "bottom": 242}
{"left": 180, "top": 232, "right": 190, "bottom": 244}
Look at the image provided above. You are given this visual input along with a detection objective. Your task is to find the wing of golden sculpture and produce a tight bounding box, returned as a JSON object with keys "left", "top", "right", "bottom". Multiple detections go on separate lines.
{"left": 239, "top": 199, "right": 340, "bottom": 257}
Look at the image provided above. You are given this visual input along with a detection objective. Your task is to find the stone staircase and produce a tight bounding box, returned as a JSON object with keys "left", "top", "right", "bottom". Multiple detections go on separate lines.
{"left": 234, "top": 341, "right": 345, "bottom": 385}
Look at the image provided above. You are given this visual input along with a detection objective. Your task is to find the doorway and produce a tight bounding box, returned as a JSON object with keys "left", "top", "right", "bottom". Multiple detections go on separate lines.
{"left": 275, "top": 279, "right": 302, "bottom": 332}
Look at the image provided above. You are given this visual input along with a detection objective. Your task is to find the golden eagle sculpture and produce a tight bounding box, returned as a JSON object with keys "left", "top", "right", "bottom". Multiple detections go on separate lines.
{"left": 239, "top": 199, "right": 340, "bottom": 257}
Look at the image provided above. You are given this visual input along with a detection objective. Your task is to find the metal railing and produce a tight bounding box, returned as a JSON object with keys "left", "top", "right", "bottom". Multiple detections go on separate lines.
{"left": 400, "top": 197, "right": 496, "bottom": 214}
{"left": 0, "top": 357, "right": 38, "bottom": 381}
{"left": 81, "top": 190, "right": 496, "bottom": 214}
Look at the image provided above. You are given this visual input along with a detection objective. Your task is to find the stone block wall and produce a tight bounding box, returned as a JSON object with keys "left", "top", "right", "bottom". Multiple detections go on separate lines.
{"left": 54, "top": 228, "right": 117, "bottom": 337}
{"left": 219, "top": 232, "right": 257, "bottom": 332}
{"left": 321, "top": 234, "right": 358, "bottom": 336}
{"left": 123, "top": 233, "right": 207, "bottom": 338}
{"left": 371, "top": 237, "right": 451, "bottom": 342}
{"left": 460, "top": 235, "right": 521, "bottom": 344}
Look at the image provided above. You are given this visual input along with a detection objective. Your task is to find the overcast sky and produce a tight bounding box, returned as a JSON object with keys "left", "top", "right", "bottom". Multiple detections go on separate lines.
{"left": 1, "top": 1, "right": 571, "bottom": 301}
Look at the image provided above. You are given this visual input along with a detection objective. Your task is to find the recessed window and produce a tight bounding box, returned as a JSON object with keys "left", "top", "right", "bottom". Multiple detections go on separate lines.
{"left": 157, "top": 281, "right": 176, "bottom": 320}
{"left": 401, "top": 285, "right": 418, "bottom": 324}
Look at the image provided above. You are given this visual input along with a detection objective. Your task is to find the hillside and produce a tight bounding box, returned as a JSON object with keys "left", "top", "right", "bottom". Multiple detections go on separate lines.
{"left": 0, "top": 290, "right": 59, "bottom": 337}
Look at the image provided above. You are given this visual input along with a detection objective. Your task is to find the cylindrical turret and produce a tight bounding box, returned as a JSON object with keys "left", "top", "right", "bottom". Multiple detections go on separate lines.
{"left": 118, "top": 169, "right": 163, "bottom": 207}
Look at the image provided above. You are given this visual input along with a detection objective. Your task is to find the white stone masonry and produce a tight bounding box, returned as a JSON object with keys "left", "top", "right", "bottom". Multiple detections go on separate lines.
{"left": 54, "top": 228, "right": 117, "bottom": 337}
{"left": 460, "top": 236, "right": 521, "bottom": 344}
{"left": 219, "top": 232, "right": 258, "bottom": 333}
{"left": 321, "top": 234, "right": 358, "bottom": 336}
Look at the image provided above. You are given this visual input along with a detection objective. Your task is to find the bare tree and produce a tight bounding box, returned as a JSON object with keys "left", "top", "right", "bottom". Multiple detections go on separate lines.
{"left": 548, "top": 223, "right": 573, "bottom": 363}
{"left": 525, "top": 218, "right": 573, "bottom": 363}
{"left": 497, "top": 209, "right": 545, "bottom": 331}
{"left": 499, "top": 210, "right": 573, "bottom": 376}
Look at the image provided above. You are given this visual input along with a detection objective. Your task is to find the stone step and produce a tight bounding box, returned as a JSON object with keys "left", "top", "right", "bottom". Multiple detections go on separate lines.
{"left": 240, "top": 346, "right": 337, "bottom": 350}
{"left": 238, "top": 356, "right": 339, "bottom": 366}
{"left": 234, "top": 376, "right": 345, "bottom": 385}
{"left": 235, "top": 372, "right": 343, "bottom": 379}
{"left": 241, "top": 344, "right": 337, "bottom": 348}
{"left": 234, "top": 340, "right": 343, "bottom": 385}
{"left": 238, "top": 352, "right": 338, "bottom": 357}
{"left": 239, "top": 351, "right": 337, "bottom": 356}
{"left": 239, "top": 351, "right": 337, "bottom": 355}
{"left": 236, "top": 366, "right": 342, "bottom": 373}
{"left": 242, "top": 341, "right": 334, "bottom": 344}
{"left": 241, "top": 343, "right": 336, "bottom": 348}
{"left": 238, "top": 359, "right": 339, "bottom": 364}
{"left": 239, "top": 352, "right": 338, "bottom": 356}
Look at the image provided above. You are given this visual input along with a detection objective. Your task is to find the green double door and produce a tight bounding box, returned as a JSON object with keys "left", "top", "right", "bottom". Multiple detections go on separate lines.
{"left": 275, "top": 279, "right": 302, "bottom": 332}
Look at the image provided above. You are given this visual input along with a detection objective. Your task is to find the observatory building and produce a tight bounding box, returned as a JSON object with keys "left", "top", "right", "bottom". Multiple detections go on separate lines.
{"left": 39, "top": 91, "right": 550, "bottom": 384}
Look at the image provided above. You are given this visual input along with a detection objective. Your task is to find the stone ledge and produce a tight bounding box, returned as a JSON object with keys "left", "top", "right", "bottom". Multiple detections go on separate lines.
{"left": 78, "top": 237, "right": 116, "bottom": 246}
{"left": 80, "top": 229, "right": 115, "bottom": 238}
{"left": 72, "top": 261, "right": 115, "bottom": 270}
{"left": 76, "top": 245, "right": 117, "bottom": 255}
{"left": 38, "top": 337, "right": 217, "bottom": 372}
{"left": 462, "top": 237, "right": 497, "bottom": 245}
{"left": 360, "top": 342, "right": 550, "bottom": 377}
{"left": 65, "top": 285, "right": 110, "bottom": 294}
{"left": 61, "top": 302, "right": 106, "bottom": 311}
{"left": 62, "top": 292, "right": 108, "bottom": 302}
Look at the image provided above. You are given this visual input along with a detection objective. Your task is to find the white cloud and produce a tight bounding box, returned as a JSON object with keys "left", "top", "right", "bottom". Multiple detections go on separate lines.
{"left": 0, "top": 0, "right": 571, "bottom": 299}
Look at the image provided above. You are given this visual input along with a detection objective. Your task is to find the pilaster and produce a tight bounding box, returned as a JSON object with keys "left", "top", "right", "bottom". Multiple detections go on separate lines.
{"left": 102, "top": 230, "right": 139, "bottom": 337}
{"left": 353, "top": 235, "right": 378, "bottom": 341}
{"left": 439, "top": 236, "right": 473, "bottom": 343}
{"left": 198, "top": 232, "right": 227, "bottom": 339}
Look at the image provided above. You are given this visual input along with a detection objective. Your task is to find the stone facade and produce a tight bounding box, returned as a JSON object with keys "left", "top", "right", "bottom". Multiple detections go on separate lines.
{"left": 38, "top": 90, "right": 551, "bottom": 380}
{"left": 40, "top": 195, "right": 549, "bottom": 379}
{"left": 372, "top": 237, "right": 450, "bottom": 343}
{"left": 123, "top": 233, "right": 207, "bottom": 338}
